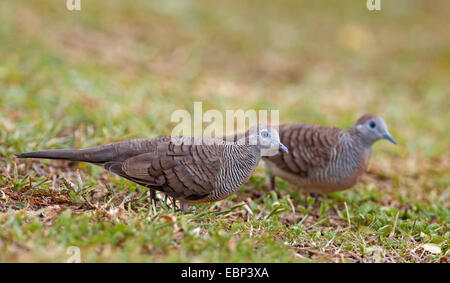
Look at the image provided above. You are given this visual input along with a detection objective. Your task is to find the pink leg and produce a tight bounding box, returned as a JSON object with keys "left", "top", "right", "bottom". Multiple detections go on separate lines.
{"left": 149, "top": 189, "right": 157, "bottom": 205}
{"left": 269, "top": 173, "right": 275, "bottom": 191}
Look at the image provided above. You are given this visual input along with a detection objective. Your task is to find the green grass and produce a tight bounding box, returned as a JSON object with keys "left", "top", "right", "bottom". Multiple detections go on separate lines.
{"left": 0, "top": 0, "right": 449, "bottom": 262}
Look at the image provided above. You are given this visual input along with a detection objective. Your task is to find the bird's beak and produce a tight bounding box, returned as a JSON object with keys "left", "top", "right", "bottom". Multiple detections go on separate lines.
{"left": 382, "top": 131, "right": 397, "bottom": 145}
{"left": 279, "top": 142, "right": 288, "bottom": 153}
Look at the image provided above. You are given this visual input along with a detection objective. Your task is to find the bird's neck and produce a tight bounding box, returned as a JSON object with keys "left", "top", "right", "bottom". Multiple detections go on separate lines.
{"left": 348, "top": 126, "right": 374, "bottom": 149}
{"left": 224, "top": 144, "right": 260, "bottom": 174}
{"left": 213, "top": 144, "right": 260, "bottom": 199}
{"left": 333, "top": 130, "right": 371, "bottom": 181}
{"left": 342, "top": 129, "right": 372, "bottom": 156}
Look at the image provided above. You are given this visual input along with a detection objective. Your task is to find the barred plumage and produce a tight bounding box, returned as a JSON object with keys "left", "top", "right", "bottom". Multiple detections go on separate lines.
{"left": 16, "top": 126, "right": 287, "bottom": 206}
{"left": 264, "top": 114, "right": 396, "bottom": 193}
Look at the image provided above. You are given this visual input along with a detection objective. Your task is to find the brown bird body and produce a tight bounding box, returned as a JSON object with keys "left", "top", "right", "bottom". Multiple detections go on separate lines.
{"left": 16, "top": 126, "right": 288, "bottom": 206}
{"left": 264, "top": 114, "right": 396, "bottom": 193}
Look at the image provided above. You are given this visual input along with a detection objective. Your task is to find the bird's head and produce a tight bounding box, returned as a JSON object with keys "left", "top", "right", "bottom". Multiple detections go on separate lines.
{"left": 352, "top": 114, "right": 396, "bottom": 146}
{"left": 247, "top": 125, "right": 288, "bottom": 156}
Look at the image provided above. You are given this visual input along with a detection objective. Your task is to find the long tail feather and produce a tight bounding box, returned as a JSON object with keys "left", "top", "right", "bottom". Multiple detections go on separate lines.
{"left": 15, "top": 146, "right": 116, "bottom": 164}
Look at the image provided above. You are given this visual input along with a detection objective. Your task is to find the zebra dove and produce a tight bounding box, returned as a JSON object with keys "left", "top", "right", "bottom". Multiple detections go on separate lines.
{"left": 263, "top": 114, "right": 396, "bottom": 193}
{"left": 16, "top": 125, "right": 288, "bottom": 209}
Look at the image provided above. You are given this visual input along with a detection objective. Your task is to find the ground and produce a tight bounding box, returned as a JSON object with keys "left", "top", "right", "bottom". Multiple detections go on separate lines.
{"left": 0, "top": 0, "right": 449, "bottom": 262}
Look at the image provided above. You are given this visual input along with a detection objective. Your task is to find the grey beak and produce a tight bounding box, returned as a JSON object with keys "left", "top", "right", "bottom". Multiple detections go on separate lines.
{"left": 382, "top": 132, "right": 397, "bottom": 145}
{"left": 279, "top": 142, "right": 288, "bottom": 153}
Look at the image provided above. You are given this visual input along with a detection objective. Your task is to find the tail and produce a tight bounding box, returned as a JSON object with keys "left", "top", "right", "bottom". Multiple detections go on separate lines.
{"left": 15, "top": 139, "right": 156, "bottom": 164}
{"left": 15, "top": 145, "right": 117, "bottom": 164}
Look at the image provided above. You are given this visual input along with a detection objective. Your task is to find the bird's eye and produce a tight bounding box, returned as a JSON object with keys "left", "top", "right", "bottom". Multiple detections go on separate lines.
{"left": 261, "top": 130, "right": 269, "bottom": 138}
{"left": 369, "top": 121, "right": 376, "bottom": 129}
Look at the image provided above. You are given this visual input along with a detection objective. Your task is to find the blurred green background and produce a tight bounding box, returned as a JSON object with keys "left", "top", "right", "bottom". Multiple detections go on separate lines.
{"left": 0, "top": 0, "right": 448, "bottom": 262}
{"left": 1, "top": 0, "right": 449, "bottom": 148}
